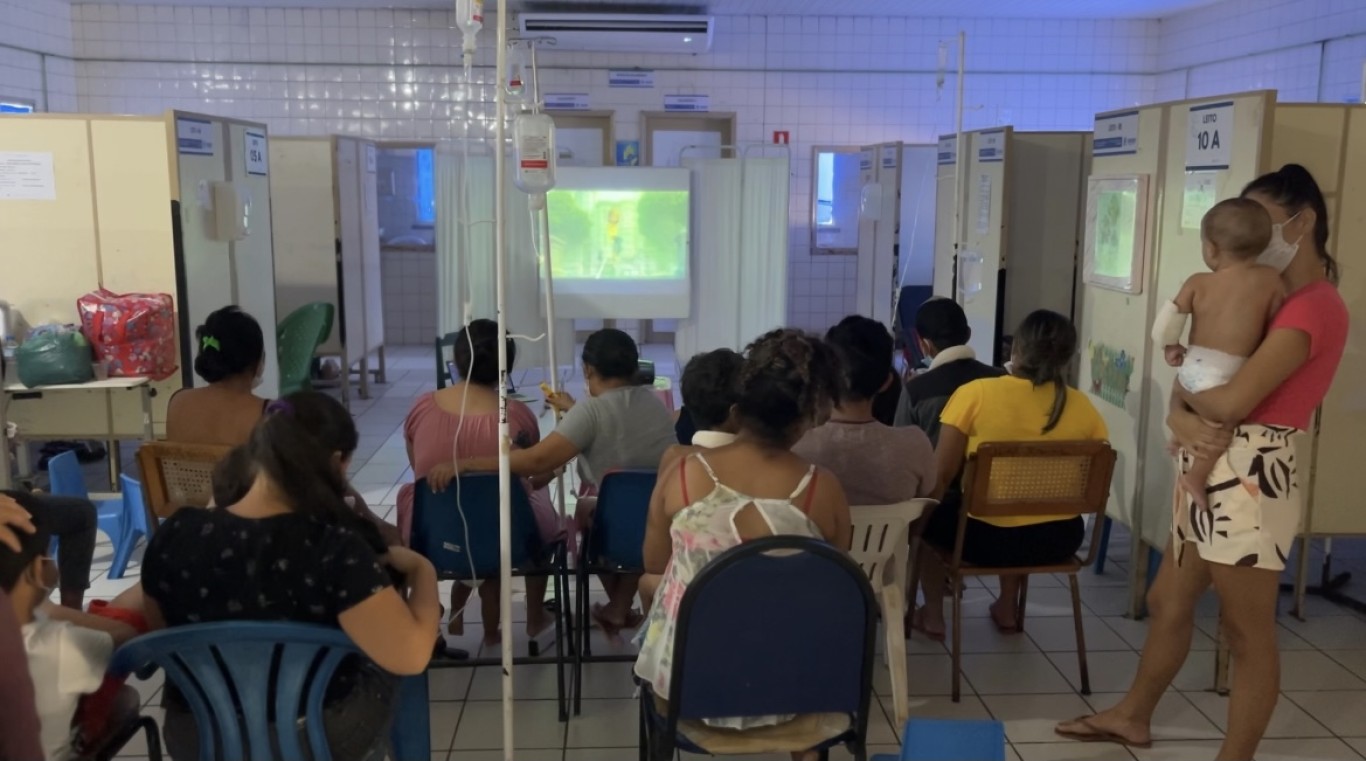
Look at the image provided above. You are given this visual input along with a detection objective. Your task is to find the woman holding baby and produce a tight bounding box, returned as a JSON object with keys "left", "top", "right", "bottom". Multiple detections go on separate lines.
{"left": 1057, "top": 164, "right": 1349, "bottom": 761}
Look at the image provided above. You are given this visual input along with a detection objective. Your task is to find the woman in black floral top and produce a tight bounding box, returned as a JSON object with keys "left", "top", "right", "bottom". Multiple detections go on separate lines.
{"left": 141, "top": 392, "right": 440, "bottom": 760}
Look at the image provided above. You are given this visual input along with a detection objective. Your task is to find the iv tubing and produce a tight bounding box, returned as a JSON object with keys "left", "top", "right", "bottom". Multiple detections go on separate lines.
{"left": 492, "top": 0, "right": 515, "bottom": 758}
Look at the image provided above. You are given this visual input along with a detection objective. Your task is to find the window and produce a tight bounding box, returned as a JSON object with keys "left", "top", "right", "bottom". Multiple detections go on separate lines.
{"left": 415, "top": 147, "right": 436, "bottom": 226}
{"left": 811, "top": 146, "right": 863, "bottom": 254}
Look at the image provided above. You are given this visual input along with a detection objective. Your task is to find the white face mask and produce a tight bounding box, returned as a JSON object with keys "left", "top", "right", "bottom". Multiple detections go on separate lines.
{"left": 251, "top": 366, "right": 264, "bottom": 390}
{"left": 1258, "top": 211, "right": 1303, "bottom": 273}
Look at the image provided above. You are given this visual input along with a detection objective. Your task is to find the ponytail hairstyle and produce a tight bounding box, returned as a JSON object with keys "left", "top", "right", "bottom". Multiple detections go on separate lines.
{"left": 736, "top": 329, "right": 845, "bottom": 445}
{"left": 1010, "top": 310, "right": 1077, "bottom": 434}
{"left": 220, "top": 391, "right": 386, "bottom": 552}
{"left": 1242, "top": 163, "right": 1338, "bottom": 284}
{"left": 194, "top": 306, "right": 265, "bottom": 384}
{"left": 454, "top": 319, "right": 516, "bottom": 387}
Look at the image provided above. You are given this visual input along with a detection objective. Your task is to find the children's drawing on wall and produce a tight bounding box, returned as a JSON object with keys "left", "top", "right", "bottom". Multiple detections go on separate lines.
{"left": 1089, "top": 341, "right": 1134, "bottom": 408}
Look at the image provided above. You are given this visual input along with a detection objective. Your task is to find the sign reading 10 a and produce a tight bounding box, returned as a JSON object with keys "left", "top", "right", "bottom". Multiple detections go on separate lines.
{"left": 1186, "top": 101, "right": 1234, "bottom": 171}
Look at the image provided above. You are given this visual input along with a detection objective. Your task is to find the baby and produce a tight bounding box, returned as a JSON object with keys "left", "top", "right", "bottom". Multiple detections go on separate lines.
{"left": 1152, "top": 198, "right": 1282, "bottom": 508}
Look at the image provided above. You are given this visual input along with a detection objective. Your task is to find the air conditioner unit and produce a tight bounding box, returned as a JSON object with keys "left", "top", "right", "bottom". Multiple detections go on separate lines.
{"left": 518, "top": 14, "right": 714, "bottom": 54}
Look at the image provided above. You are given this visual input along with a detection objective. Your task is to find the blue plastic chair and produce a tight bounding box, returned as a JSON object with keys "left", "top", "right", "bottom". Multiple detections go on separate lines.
{"left": 107, "top": 621, "right": 431, "bottom": 761}
{"left": 109, "top": 475, "right": 151, "bottom": 580}
{"left": 882, "top": 718, "right": 1007, "bottom": 761}
{"left": 410, "top": 475, "right": 572, "bottom": 719}
{"left": 47, "top": 450, "right": 136, "bottom": 574}
{"left": 638, "top": 536, "right": 878, "bottom": 761}
{"left": 576, "top": 469, "right": 657, "bottom": 684}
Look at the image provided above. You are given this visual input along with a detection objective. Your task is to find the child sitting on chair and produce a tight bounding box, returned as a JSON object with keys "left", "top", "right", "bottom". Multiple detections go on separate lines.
{"left": 2, "top": 497, "right": 139, "bottom": 761}
{"left": 641, "top": 348, "right": 744, "bottom": 613}
{"left": 1152, "top": 198, "right": 1281, "bottom": 508}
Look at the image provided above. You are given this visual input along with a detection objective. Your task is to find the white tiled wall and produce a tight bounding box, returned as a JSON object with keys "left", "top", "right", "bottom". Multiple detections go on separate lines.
{"left": 6, "top": 0, "right": 1364, "bottom": 338}
{"left": 62, "top": 7, "right": 1162, "bottom": 336}
{"left": 380, "top": 248, "right": 438, "bottom": 346}
{"left": 0, "top": 0, "right": 78, "bottom": 111}
{"left": 1157, "top": 0, "right": 1366, "bottom": 103}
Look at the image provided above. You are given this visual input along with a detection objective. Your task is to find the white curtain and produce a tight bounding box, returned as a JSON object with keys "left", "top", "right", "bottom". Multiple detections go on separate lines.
{"left": 674, "top": 155, "right": 790, "bottom": 362}
{"left": 435, "top": 143, "right": 574, "bottom": 381}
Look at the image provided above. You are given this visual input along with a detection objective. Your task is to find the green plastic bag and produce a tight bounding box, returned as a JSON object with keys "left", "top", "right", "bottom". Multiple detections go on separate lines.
{"left": 16, "top": 326, "right": 94, "bottom": 387}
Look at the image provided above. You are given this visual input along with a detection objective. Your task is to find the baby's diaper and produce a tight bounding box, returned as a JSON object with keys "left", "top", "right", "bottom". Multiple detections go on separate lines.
{"left": 1178, "top": 345, "right": 1246, "bottom": 394}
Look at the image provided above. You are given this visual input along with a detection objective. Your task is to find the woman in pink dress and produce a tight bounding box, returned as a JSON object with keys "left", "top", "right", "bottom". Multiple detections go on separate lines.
{"left": 397, "top": 320, "right": 565, "bottom": 644}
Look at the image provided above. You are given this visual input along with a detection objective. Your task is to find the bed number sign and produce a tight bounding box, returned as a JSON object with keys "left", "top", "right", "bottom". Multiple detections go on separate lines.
{"left": 244, "top": 130, "right": 268, "bottom": 176}
{"left": 1186, "top": 101, "right": 1233, "bottom": 171}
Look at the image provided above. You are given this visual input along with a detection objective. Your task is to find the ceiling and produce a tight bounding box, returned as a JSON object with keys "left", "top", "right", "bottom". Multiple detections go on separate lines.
{"left": 72, "top": 0, "right": 1227, "bottom": 20}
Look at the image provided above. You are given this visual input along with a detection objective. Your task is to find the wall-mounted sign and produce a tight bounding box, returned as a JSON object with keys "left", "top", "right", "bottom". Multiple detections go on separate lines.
{"left": 244, "top": 130, "right": 268, "bottom": 175}
{"left": 0, "top": 152, "right": 56, "bottom": 201}
{"left": 663, "top": 94, "right": 709, "bottom": 113}
{"left": 615, "top": 140, "right": 640, "bottom": 167}
{"left": 859, "top": 149, "right": 874, "bottom": 173}
{"left": 1093, "top": 110, "right": 1139, "bottom": 157}
{"left": 880, "top": 145, "right": 898, "bottom": 169}
{"left": 977, "top": 129, "right": 1006, "bottom": 163}
{"left": 609, "top": 70, "right": 654, "bottom": 88}
{"left": 1186, "top": 100, "right": 1234, "bottom": 171}
{"left": 937, "top": 135, "right": 957, "bottom": 165}
{"left": 176, "top": 117, "right": 214, "bottom": 155}
{"left": 544, "top": 93, "right": 590, "bottom": 111}
{"left": 365, "top": 143, "right": 377, "bottom": 173}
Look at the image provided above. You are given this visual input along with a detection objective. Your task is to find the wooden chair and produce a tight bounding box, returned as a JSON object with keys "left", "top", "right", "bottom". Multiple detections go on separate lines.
{"left": 847, "top": 498, "right": 937, "bottom": 725}
{"left": 136, "top": 441, "right": 232, "bottom": 519}
{"left": 914, "top": 441, "right": 1117, "bottom": 702}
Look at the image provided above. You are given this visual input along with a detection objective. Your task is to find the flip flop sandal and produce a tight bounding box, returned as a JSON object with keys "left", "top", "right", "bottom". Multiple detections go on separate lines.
{"left": 1054, "top": 715, "right": 1153, "bottom": 749}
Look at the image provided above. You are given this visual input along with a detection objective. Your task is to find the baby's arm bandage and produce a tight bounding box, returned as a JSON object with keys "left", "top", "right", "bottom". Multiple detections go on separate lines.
{"left": 1151, "top": 300, "right": 1189, "bottom": 346}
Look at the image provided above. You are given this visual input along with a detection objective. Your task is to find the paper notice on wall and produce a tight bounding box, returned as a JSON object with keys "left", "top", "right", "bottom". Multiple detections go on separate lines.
{"left": 975, "top": 173, "right": 992, "bottom": 234}
{"left": 1182, "top": 172, "right": 1218, "bottom": 230}
{"left": 0, "top": 152, "right": 56, "bottom": 201}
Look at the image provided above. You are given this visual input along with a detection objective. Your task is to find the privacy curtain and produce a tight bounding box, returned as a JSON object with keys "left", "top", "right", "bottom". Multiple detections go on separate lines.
{"left": 435, "top": 143, "right": 573, "bottom": 380}
{"left": 674, "top": 155, "right": 790, "bottom": 362}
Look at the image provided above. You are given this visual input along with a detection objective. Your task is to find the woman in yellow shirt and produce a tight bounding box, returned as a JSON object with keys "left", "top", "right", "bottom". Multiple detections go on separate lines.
{"left": 912, "top": 310, "right": 1108, "bottom": 640}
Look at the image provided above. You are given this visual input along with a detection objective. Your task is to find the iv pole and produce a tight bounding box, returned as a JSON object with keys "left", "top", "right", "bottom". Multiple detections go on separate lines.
{"left": 492, "top": 0, "right": 515, "bottom": 758}
{"left": 951, "top": 31, "right": 967, "bottom": 302}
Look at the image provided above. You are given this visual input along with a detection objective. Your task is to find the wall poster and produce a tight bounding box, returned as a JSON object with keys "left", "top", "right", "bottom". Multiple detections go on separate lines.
{"left": 1083, "top": 174, "right": 1150, "bottom": 294}
{"left": 1089, "top": 341, "right": 1135, "bottom": 409}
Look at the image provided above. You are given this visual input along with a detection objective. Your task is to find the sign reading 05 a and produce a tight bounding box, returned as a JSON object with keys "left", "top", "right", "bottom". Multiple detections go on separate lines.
{"left": 1186, "top": 101, "right": 1234, "bottom": 171}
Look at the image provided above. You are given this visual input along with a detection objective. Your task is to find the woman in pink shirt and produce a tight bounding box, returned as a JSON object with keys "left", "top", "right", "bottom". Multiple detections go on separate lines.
{"left": 1059, "top": 164, "right": 1349, "bottom": 760}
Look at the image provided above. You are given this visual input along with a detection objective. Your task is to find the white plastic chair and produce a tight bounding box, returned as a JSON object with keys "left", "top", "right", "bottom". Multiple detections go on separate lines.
{"left": 847, "top": 498, "right": 936, "bottom": 725}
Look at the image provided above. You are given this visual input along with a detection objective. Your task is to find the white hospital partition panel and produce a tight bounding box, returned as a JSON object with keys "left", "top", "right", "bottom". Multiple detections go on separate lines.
{"left": 1268, "top": 105, "right": 1366, "bottom": 560}
{"left": 674, "top": 154, "right": 789, "bottom": 363}
{"left": 1135, "top": 92, "right": 1275, "bottom": 551}
{"left": 899, "top": 145, "right": 939, "bottom": 291}
{"left": 932, "top": 136, "right": 961, "bottom": 300}
{"left": 959, "top": 129, "right": 1009, "bottom": 364}
{"left": 1076, "top": 105, "right": 1168, "bottom": 543}
{"left": 224, "top": 120, "right": 280, "bottom": 400}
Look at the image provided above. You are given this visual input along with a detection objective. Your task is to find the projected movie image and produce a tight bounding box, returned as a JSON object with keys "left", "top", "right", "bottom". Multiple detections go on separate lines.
{"left": 547, "top": 189, "right": 688, "bottom": 280}
{"left": 543, "top": 167, "right": 692, "bottom": 320}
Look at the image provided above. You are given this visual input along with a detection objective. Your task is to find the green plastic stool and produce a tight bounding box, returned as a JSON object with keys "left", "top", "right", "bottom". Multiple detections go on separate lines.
{"left": 276, "top": 302, "right": 334, "bottom": 397}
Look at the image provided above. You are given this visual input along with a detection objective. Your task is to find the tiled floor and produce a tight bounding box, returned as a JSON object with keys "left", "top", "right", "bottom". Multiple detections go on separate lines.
{"left": 89, "top": 347, "right": 1366, "bottom": 760}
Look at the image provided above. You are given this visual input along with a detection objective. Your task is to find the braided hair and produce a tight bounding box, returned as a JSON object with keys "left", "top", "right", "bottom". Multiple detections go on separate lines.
{"left": 736, "top": 329, "right": 845, "bottom": 445}
{"left": 1010, "top": 310, "right": 1077, "bottom": 434}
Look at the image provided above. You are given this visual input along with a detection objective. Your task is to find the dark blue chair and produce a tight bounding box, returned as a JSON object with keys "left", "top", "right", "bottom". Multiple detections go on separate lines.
{"left": 107, "top": 622, "right": 430, "bottom": 761}
{"left": 109, "top": 475, "right": 151, "bottom": 579}
{"left": 47, "top": 450, "right": 139, "bottom": 576}
{"left": 576, "top": 469, "right": 657, "bottom": 693}
{"left": 638, "top": 536, "right": 878, "bottom": 761}
{"left": 410, "top": 475, "right": 572, "bottom": 719}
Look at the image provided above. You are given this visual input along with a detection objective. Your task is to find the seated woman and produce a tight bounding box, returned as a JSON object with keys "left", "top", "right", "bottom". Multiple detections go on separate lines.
{"left": 636, "top": 329, "right": 852, "bottom": 756}
{"left": 458, "top": 328, "right": 676, "bottom": 634}
{"left": 2, "top": 502, "right": 139, "bottom": 761}
{"left": 396, "top": 319, "right": 565, "bottom": 643}
{"left": 141, "top": 392, "right": 440, "bottom": 761}
{"left": 166, "top": 306, "right": 269, "bottom": 446}
{"left": 641, "top": 348, "right": 744, "bottom": 611}
{"left": 794, "top": 315, "right": 936, "bottom": 506}
{"left": 913, "top": 310, "right": 1108, "bottom": 640}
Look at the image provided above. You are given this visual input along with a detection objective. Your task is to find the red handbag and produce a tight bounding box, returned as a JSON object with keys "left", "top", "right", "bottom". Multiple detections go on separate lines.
{"left": 76, "top": 289, "right": 178, "bottom": 380}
